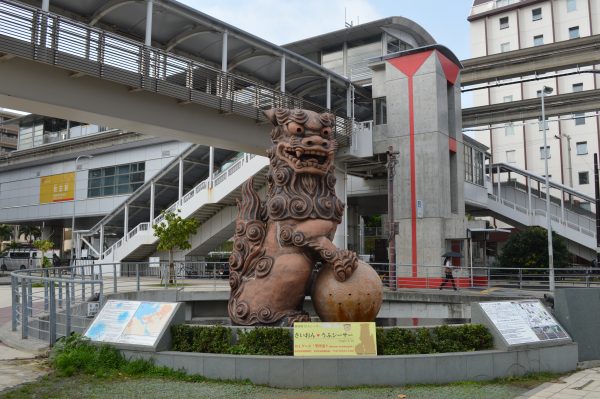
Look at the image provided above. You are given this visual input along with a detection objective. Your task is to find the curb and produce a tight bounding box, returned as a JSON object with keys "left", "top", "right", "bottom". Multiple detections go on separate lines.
{"left": 0, "top": 322, "right": 49, "bottom": 357}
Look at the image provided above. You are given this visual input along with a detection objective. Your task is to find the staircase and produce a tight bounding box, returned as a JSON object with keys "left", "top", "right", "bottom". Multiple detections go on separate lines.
{"left": 100, "top": 153, "right": 268, "bottom": 263}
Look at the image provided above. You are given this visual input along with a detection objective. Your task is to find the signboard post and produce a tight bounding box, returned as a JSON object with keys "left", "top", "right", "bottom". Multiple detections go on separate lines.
{"left": 293, "top": 322, "right": 377, "bottom": 356}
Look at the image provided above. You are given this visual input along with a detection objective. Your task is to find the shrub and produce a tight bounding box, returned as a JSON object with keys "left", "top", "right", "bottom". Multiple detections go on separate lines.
{"left": 232, "top": 327, "right": 292, "bottom": 356}
{"left": 172, "top": 323, "right": 493, "bottom": 356}
{"left": 376, "top": 324, "right": 493, "bottom": 355}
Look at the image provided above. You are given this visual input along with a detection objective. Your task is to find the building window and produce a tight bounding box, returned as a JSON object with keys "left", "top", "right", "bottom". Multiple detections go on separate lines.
{"left": 579, "top": 171, "right": 589, "bottom": 185}
{"left": 533, "top": 35, "right": 544, "bottom": 46}
{"left": 572, "top": 83, "right": 583, "bottom": 92}
{"left": 569, "top": 26, "right": 580, "bottom": 39}
{"left": 574, "top": 113, "right": 585, "bottom": 125}
{"left": 567, "top": 0, "right": 577, "bottom": 12}
{"left": 503, "top": 95, "right": 513, "bottom": 102}
{"left": 540, "top": 146, "right": 550, "bottom": 159}
{"left": 465, "top": 146, "right": 473, "bottom": 183}
{"left": 374, "top": 97, "right": 387, "bottom": 125}
{"left": 505, "top": 123, "right": 515, "bottom": 136}
{"left": 506, "top": 150, "right": 516, "bottom": 163}
{"left": 532, "top": 8, "right": 542, "bottom": 21}
{"left": 500, "top": 42, "right": 510, "bottom": 52}
{"left": 576, "top": 141, "right": 588, "bottom": 155}
{"left": 496, "top": 0, "right": 511, "bottom": 7}
{"left": 88, "top": 162, "right": 145, "bottom": 197}
{"left": 499, "top": 16, "right": 509, "bottom": 29}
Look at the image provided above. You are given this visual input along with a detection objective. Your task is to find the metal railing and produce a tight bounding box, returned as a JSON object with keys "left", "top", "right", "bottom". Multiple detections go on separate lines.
{"left": 10, "top": 261, "right": 233, "bottom": 345}
{"left": 0, "top": 0, "right": 352, "bottom": 146}
{"left": 11, "top": 260, "right": 600, "bottom": 345}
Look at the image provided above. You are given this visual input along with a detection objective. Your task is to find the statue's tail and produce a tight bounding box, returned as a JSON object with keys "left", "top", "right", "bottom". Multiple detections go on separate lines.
{"left": 228, "top": 177, "right": 267, "bottom": 324}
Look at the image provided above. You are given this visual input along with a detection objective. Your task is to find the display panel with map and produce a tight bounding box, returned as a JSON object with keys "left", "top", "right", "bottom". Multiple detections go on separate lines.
{"left": 478, "top": 300, "right": 569, "bottom": 346}
{"left": 84, "top": 300, "right": 179, "bottom": 348}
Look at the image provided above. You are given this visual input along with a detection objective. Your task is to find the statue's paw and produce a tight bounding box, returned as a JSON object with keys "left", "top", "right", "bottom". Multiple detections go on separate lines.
{"left": 332, "top": 250, "right": 358, "bottom": 282}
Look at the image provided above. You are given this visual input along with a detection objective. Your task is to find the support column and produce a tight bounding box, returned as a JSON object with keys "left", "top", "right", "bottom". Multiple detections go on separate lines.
{"left": 178, "top": 158, "right": 184, "bottom": 200}
{"left": 42, "top": 0, "right": 49, "bottom": 11}
{"left": 280, "top": 55, "right": 286, "bottom": 93}
{"left": 221, "top": 31, "right": 228, "bottom": 72}
{"left": 150, "top": 181, "right": 155, "bottom": 223}
{"left": 208, "top": 146, "right": 214, "bottom": 186}
{"left": 145, "top": 0, "right": 153, "bottom": 46}
{"left": 124, "top": 204, "right": 129, "bottom": 240}
{"left": 99, "top": 224, "right": 104, "bottom": 256}
{"left": 326, "top": 76, "right": 331, "bottom": 110}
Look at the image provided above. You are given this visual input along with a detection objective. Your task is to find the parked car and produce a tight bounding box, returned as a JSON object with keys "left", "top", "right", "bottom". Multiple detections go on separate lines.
{"left": 0, "top": 249, "right": 43, "bottom": 271}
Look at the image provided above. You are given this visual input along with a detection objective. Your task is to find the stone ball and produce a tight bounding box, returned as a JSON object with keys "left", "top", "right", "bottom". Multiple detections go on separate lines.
{"left": 311, "top": 260, "right": 383, "bottom": 322}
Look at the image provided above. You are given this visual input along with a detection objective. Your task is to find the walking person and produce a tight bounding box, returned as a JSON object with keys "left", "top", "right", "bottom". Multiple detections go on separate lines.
{"left": 439, "top": 256, "right": 457, "bottom": 291}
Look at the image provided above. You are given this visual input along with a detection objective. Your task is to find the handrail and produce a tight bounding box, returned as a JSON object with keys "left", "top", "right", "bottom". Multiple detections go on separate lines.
{"left": 102, "top": 152, "right": 266, "bottom": 258}
{"left": 0, "top": 0, "right": 352, "bottom": 146}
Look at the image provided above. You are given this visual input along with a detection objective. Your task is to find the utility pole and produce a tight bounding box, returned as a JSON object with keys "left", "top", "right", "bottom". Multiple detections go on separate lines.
{"left": 387, "top": 146, "right": 399, "bottom": 291}
{"left": 594, "top": 154, "right": 600, "bottom": 267}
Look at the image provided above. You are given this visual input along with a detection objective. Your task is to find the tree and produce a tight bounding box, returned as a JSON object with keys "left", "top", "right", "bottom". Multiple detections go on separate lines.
{"left": 153, "top": 210, "right": 199, "bottom": 283}
{"left": 498, "top": 227, "right": 569, "bottom": 269}
{"left": 33, "top": 239, "right": 54, "bottom": 268}
{"left": 0, "top": 224, "right": 12, "bottom": 242}
{"left": 20, "top": 225, "right": 41, "bottom": 244}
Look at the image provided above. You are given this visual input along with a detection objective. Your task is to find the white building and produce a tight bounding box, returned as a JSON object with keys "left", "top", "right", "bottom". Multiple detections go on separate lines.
{"left": 468, "top": 0, "right": 600, "bottom": 205}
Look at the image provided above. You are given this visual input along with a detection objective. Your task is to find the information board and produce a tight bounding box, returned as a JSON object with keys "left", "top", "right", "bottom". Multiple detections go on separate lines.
{"left": 39, "top": 172, "right": 75, "bottom": 204}
{"left": 293, "top": 322, "right": 377, "bottom": 356}
{"left": 479, "top": 300, "right": 569, "bottom": 345}
{"left": 84, "top": 300, "right": 178, "bottom": 347}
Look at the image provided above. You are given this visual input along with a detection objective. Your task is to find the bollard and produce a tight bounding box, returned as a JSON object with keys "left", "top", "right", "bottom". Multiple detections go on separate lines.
{"left": 65, "top": 281, "right": 71, "bottom": 336}
{"left": 49, "top": 280, "right": 56, "bottom": 345}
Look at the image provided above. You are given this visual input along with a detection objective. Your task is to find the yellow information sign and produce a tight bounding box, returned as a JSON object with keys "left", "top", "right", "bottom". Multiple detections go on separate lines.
{"left": 293, "top": 322, "right": 377, "bottom": 356}
{"left": 39, "top": 172, "right": 75, "bottom": 204}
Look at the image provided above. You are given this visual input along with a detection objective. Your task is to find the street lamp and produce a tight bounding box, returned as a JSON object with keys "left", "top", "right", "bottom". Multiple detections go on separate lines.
{"left": 540, "top": 85, "right": 554, "bottom": 292}
{"left": 71, "top": 154, "right": 93, "bottom": 262}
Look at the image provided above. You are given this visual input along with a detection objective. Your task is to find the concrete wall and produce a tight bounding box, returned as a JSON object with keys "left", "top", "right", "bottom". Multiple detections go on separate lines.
{"left": 0, "top": 141, "right": 189, "bottom": 224}
{"left": 121, "top": 343, "right": 578, "bottom": 388}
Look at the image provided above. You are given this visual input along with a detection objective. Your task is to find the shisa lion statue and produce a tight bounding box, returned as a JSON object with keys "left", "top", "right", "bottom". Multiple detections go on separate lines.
{"left": 228, "top": 108, "right": 383, "bottom": 326}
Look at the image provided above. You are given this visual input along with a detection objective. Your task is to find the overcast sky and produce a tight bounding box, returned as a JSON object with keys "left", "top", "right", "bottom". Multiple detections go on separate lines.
{"left": 179, "top": 0, "right": 475, "bottom": 60}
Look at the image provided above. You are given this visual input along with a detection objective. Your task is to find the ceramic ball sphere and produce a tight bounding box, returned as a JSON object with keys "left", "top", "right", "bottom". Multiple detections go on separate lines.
{"left": 311, "top": 260, "right": 383, "bottom": 322}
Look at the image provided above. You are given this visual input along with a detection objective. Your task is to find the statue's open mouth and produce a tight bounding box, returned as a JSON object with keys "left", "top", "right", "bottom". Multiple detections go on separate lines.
{"left": 279, "top": 145, "right": 332, "bottom": 172}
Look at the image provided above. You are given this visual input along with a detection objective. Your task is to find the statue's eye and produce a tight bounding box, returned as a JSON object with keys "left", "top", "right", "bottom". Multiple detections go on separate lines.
{"left": 321, "top": 127, "right": 332, "bottom": 138}
{"left": 287, "top": 122, "right": 304, "bottom": 135}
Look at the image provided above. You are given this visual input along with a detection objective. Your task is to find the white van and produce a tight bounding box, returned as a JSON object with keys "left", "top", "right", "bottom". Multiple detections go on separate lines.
{"left": 0, "top": 249, "right": 43, "bottom": 271}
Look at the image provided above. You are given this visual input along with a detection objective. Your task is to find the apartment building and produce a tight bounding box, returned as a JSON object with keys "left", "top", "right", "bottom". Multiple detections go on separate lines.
{"left": 468, "top": 0, "right": 600, "bottom": 205}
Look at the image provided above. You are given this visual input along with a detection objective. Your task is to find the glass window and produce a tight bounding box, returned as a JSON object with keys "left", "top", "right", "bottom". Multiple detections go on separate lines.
{"left": 496, "top": 0, "right": 510, "bottom": 7}
{"left": 503, "top": 95, "right": 513, "bottom": 102}
{"left": 574, "top": 113, "right": 585, "bottom": 125}
{"left": 540, "top": 146, "right": 550, "bottom": 159}
{"left": 579, "top": 171, "right": 589, "bottom": 185}
{"left": 88, "top": 162, "right": 145, "bottom": 197}
{"left": 387, "top": 37, "right": 413, "bottom": 54}
{"left": 567, "top": 0, "right": 576, "bottom": 12}
{"left": 374, "top": 97, "right": 387, "bottom": 125}
{"left": 505, "top": 123, "right": 514, "bottom": 136}
{"left": 506, "top": 150, "right": 516, "bottom": 163}
{"left": 474, "top": 152, "right": 484, "bottom": 186}
{"left": 572, "top": 83, "right": 583, "bottom": 92}
{"left": 576, "top": 141, "right": 588, "bottom": 155}
{"left": 465, "top": 146, "right": 473, "bottom": 183}
{"left": 569, "top": 26, "right": 580, "bottom": 39}
{"left": 533, "top": 35, "right": 544, "bottom": 46}
{"left": 500, "top": 42, "right": 510, "bottom": 52}
{"left": 532, "top": 8, "right": 542, "bottom": 21}
{"left": 499, "top": 17, "right": 509, "bottom": 29}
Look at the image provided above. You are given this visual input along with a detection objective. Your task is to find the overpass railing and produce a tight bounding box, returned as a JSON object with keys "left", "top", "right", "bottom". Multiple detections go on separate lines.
{"left": 0, "top": 0, "right": 352, "bottom": 147}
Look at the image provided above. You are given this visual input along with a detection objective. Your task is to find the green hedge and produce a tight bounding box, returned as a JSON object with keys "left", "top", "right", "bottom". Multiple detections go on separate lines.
{"left": 171, "top": 324, "right": 492, "bottom": 356}
{"left": 377, "top": 324, "right": 493, "bottom": 355}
